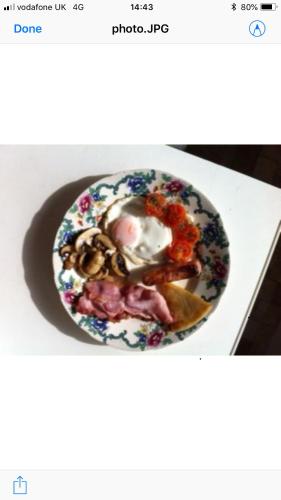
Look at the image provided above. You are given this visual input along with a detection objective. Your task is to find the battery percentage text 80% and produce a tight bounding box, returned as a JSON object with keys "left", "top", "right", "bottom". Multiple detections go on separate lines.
{"left": 231, "top": 3, "right": 259, "bottom": 9}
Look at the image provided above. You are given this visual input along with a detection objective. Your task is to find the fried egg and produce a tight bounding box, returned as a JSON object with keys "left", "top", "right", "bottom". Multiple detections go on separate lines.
{"left": 103, "top": 196, "right": 172, "bottom": 266}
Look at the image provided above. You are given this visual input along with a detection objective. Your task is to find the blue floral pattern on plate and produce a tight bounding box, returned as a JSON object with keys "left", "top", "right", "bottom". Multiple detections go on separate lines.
{"left": 53, "top": 169, "right": 230, "bottom": 351}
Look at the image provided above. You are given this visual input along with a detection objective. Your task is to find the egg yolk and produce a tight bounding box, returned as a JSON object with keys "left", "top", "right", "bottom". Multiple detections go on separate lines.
{"left": 112, "top": 216, "right": 139, "bottom": 246}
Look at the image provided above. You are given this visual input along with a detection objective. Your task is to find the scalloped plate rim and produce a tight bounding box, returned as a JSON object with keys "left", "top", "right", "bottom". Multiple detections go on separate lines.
{"left": 52, "top": 169, "right": 230, "bottom": 351}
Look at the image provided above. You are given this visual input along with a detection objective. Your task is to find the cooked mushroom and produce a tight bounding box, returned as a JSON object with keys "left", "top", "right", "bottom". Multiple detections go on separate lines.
{"left": 111, "top": 252, "right": 129, "bottom": 277}
{"left": 76, "top": 253, "right": 91, "bottom": 278}
{"left": 74, "top": 227, "right": 101, "bottom": 254}
{"left": 63, "top": 252, "right": 78, "bottom": 270}
{"left": 94, "top": 234, "right": 116, "bottom": 254}
{"left": 60, "top": 227, "right": 131, "bottom": 281}
{"left": 59, "top": 244, "right": 73, "bottom": 257}
{"left": 63, "top": 259, "right": 74, "bottom": 270}
{"left": 89, "top": 267, "right": 109, "bottom": 280}
{"left": 81, "top": 250, "right": 105, "bottom": 276}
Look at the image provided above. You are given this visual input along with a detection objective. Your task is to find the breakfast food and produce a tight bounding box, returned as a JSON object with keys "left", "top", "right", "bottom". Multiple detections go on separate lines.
{"left": 103, "top": 196, "right": 172, "bottom": 265}
{"left": 58, "top": 183, "right": 213, "bottom": 337}
{"left": 144, "top": 193, "right": 200, "bottom": 264}
{"left": 144, "top": 192, "right": 167, "bottom": 218}
{"left": 76, "top": 280, "right": 174, "bottom": 324}
{"left": 142, "top": 259, "right": 202, "bottom": 286}
{"left": 59, "top": 228, "right": 129, "bottom": 279}
{"left": 53, "top": 168, "right": 231, "bottom": 351}
{"left": 159, "top": 283, "right": 212, "bottom": 331}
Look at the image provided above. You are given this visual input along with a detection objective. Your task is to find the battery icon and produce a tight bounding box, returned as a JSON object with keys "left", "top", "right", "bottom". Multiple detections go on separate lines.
{"left": 260, "top": 3, "right": 277, "bottom": 9}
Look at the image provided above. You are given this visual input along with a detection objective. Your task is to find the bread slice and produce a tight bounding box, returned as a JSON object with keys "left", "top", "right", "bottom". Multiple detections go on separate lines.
{"left": 159, "top": 283, "right": 212, "bottom": 332}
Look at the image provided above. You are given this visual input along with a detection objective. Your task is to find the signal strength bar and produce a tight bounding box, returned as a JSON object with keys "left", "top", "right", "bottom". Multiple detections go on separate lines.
{"left": 4, "top": 3, "right": 16, "bottom": 10}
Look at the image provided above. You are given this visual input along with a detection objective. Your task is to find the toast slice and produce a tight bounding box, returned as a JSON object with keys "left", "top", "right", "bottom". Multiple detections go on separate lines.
{"left": 159, "top": 283, "right": 212, "bottom": 332}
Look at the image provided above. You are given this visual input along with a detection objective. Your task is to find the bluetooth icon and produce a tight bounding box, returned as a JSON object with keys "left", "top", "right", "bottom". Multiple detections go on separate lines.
{"left": 231, "top": 2, "right": 237, "bottom": 10}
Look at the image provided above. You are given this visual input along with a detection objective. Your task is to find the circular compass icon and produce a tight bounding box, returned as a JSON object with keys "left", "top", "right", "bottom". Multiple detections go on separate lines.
{"left": 249, "top": 20, "right": 266, "bottom": 37}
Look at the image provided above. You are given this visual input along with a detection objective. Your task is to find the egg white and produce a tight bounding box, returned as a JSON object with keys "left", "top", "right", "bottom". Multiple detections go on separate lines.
{"left": 103, "top": 196, "right": 172, "bottom": 266}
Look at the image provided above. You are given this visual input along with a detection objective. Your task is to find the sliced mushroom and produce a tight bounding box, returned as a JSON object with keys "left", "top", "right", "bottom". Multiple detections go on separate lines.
{"left": 59, "top": 244, "right": 73, "bottom": 257}
{"left": 74, "top": 227, "right": 101, "bottom": 254}
{"left": 63, "top": 259, "right": 74, "bottom": 270}
{"left": 76, "top": 253, "right": 91, "bottom": 278}
{"left": 63, "top": 252, "right": 78, "bottom": 270}
{"left": 111, "top": 252, "right": 129, "bottom": 277}
{"left": 89, "top": 267, "right": 109, "bottom": 281}
{"left": 94, "top": 234, "right": 116, "bottom": 254}
{"left": 79, "top": 250, "right": 105, "bottom": 277}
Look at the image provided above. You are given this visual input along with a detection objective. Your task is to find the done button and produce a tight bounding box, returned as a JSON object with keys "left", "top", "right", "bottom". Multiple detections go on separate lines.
{"left": 14, "top": 24, "right": 42, "bottom": 33}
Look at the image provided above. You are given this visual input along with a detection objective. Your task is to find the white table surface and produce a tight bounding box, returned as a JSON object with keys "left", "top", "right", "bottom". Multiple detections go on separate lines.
{"left": 1, "top": 145, "right": 280, "bottom": 355}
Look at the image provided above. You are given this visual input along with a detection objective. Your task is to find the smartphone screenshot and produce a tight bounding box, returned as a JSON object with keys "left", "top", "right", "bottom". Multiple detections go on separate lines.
{"left": 0, "top": 1, "right": 281, "bottom": 498}
{"left": 0, "top": 0, "right": 280, "bottom": 42}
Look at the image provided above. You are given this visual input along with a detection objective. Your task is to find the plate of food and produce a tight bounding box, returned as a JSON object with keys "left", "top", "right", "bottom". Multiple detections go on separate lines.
{"left": 53, "top": 169, "right": 230, "bottom": 351}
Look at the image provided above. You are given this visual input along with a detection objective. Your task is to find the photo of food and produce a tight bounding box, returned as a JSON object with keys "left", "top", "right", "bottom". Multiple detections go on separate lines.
{"left": 53, "top": 170, "right": 229, "bottom": 350}
{"left": 0, "top": 145, "right": 280, "bottom": 355}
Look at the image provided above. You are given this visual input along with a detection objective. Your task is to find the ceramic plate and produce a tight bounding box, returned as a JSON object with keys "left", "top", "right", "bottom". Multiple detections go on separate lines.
{"left": 53, "top": 169, "right": 230, "bottom": 351}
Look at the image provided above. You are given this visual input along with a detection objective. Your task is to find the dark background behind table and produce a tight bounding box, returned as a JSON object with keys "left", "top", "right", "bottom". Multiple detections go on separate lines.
{"left": 172, "top": 145, "right": 281, "bottom": 355}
